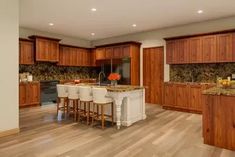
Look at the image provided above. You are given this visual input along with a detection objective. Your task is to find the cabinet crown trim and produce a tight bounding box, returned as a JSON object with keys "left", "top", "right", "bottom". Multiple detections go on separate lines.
{"left": 29, "top": 35, "right": 61, "bottom": 41}
{"left": 164, "top": 29, "right": 235, "bottom": 40}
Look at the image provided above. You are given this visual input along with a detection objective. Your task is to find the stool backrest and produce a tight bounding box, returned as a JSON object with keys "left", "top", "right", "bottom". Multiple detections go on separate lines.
{"left": 57, "top": 84, "right": 68, "bottom": 98}
{"left": 78, "top": 86, "right": 92, "bottom": 101}
{"left": 68, "top": 85, "right": 79, "bottom": 99}
{"left": 92, "top": 87, "right": 110, "bottom": 104}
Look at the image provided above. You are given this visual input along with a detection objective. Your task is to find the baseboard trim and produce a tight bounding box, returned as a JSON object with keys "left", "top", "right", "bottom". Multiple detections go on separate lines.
{"left": 0, "top": 128, "right": 19, "bottom": 138}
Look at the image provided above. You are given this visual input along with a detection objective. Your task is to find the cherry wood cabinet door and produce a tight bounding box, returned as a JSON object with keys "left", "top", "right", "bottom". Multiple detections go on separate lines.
{"left": 233, "top": 33, "right": 235, "bottom": 61}
{"left": 163, "top": 83, "right": 176, "bottom": 107}
{"left": 202, "top": 35, "right": 217, "bottom": 63}
{"left": 113, "top": 46, "right": 122, "bottom": 59}
{"left": 19, "top": 83, "right": 27, "bottom": 107}
{"left": 36, "top": 38, "right": 49, "bottom": 61}
{"left": 105, "top": 47, "right": 113, "bottom": 59}
{"left": 177, "top": 39, "right": 189, "bottom": 63}
{"left": 82, "top": 49, "right": 89, "bottom": 66}
{"left": 166, "top": 40, "right": 174, "bottom": 64}
{"left": 122, "top": 45, "right": 130, "bottom": 57}
{"left": 189, "top": 37, "right": 202, "bottom": 63}
{"left": 175, "top": 84, "right": 189, "bottom": 109}
{"left": 90, "top": 49, "right": 96, "bottom": 66}
{"left": 216, "top": 33, "right": 233, "bottom": 62}
{"left": 49, "top": 40, "right": 59, "bottom": 62}
{"left": 27, "top": 83, "right": 40, "bottom": 105}
{"left": 19, "top": 40, "right": 34, "bottom": 65}
{"left": 189, "top": 84, "right": 203, "bottom": 112}
{"left": 95, "top": 48, "right": 106, "bottom": 60}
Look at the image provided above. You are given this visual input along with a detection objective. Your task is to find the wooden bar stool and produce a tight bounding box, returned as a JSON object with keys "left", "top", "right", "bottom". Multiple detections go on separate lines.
{"left": 77, "top": 86, "right": 93, "bottom": 125}
{"left": 67, "top": 85, "right": 79, "bottom": 121}
{"left": 56, "top": 84, "right": 68, "bottom": 116}
{"left": 91, "top": 87, "right": 114, "bottom": 129}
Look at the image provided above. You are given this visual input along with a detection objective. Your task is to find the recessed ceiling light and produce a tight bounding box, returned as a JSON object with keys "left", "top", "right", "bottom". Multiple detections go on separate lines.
{"left": 91, "top": 33, "right": 95, "bottom": 36}
{"left": 49, "top": 23, "right": 54, "bottom": 26}
{"left": 132, "top": 24, "right": 137, "bottom": 27}
{"left": 197, "top": 10, "right": 203, "bottom": 14}
{"left": 91, "top": 8, "right": 97, "bottom": 12}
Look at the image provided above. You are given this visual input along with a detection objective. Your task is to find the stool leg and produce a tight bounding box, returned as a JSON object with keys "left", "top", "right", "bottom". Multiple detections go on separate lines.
{"left": 57, "top": 97, "right": 60, "bottom": 116}
{"left": 63, "top": 98, "right": 66, "bottom": 116}
{"left": 101, "top": 105, "right": 104, "bottom": 129}
{"left": 111, "top": 102, "right": 114, "bottom": 126}
{"left": 73, "top": 100, "right": 76, "bottom": 121}
{"left": 87, "top": 102, "right": 90, "bottom": 125}
{"left": 92, "top": 103, "right": 95, "bottom": 126}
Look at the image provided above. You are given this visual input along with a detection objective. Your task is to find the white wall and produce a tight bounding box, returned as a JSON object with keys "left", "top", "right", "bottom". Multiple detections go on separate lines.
{"left": 92, "top": 16, "right": 235, "bottom": 84}
{"left": 0, "top": 0, "right": 19, "bottom": 132}
{"left": 20, "top": 27, "right": 92, "bottom": 48}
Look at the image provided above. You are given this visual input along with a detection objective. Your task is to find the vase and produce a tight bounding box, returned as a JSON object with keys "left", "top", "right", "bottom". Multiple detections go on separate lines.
{"left": 111, "top": 80, "right": 117, "bottom": 86}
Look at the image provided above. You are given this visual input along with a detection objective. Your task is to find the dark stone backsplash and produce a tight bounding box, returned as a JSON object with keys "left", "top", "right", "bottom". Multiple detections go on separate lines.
{"left": 170, "top": 63, "right": 235, "bottom": 83}
{"left": 19, "top": 63, "right": 99, "bottom": 81}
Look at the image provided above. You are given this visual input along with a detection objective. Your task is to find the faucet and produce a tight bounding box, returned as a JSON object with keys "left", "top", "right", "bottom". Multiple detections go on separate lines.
{"left": 98, "top": 71, "right": 105, "bottom": 86}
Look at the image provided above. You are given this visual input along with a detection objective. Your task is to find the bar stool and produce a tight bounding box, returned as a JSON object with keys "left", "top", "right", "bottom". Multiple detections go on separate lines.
{"left": 91, "top": 87, "right": 114, "bottom": 129}
{"left": 67, "top": 85, "right": 79, "bottom": 121}
{"left": 56, "top": 84, "right": 68, "bottom": 116}
{"left": 77, "top": 86, "right": 93, "bottom": 125}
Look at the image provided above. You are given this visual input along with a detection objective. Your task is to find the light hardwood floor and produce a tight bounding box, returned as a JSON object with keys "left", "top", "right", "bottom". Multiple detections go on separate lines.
{"left": 0, "top": 104, "right": 234, "bottom": 157}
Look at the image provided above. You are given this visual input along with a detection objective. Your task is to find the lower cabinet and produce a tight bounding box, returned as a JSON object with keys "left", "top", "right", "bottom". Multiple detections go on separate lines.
{"left": 19, "top": 82, "right": 40, "bottom": 107}
{"left": 163, "top": 82, "right": 215, "bottom": 113}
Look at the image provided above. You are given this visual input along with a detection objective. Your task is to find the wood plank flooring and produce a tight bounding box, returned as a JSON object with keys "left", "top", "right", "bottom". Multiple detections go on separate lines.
{"left": 0, "top": 104, "right": 234, "bottom": 157}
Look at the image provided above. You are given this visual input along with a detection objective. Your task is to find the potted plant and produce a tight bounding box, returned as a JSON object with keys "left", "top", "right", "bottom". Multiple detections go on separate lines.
{"left": 108, "top": 73, "right": 121, "bottom": 86}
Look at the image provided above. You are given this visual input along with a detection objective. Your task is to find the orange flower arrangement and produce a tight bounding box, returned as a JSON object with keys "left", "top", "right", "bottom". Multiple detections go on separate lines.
{"left": 108, "top": 73, "right": 121, "bottom": 81}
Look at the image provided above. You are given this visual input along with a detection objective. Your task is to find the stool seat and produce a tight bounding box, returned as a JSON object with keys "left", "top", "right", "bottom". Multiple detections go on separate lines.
{"left": 91, "top": 87, "right": 114, "bottom": 129}
{"left": 56, "top": 84, "right": 69, "bottom": 117}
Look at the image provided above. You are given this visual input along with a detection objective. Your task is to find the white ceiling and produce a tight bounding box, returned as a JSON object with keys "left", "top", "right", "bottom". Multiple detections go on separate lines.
{"left": 20, "top": 0, "right": 235, "bottom": 40}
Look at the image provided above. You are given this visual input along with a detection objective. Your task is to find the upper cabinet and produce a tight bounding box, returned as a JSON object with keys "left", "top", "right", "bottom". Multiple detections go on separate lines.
{"left": 202, "top": 35, "right": 217, "bottom": 63}
{"left": 95, "top": 43, "right": 133, "bottom": 60}
{"left": 58, "top": 44, "right": 95, "bottom": 67}
{"left": 165, "top": 30, "right": 235, "bottom": 64}
{"left": 29, "top": 35, "right": 61, "bottom": 62}
{"left": 216, "top": 33, "right": 233, "bottom": 62}
{"left": 19, "top": 38, "right": 34, "bottom": 65}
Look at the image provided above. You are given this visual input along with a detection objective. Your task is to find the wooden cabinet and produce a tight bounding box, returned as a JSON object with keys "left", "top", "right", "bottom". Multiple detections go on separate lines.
{"left": 58, "top": 45, "right": 93, "bottom": 66}
{"left": 166, "top": 40, "right": 175, "bottom": 64}
{"left": 189, "top": 37, "right": 202, "bottom": 63}
{"left": 175, "top": 84, "right": 189, "bottom": 109}
{"left": 216, "top": 33, "right": 233, "bottom": 62}
{"left": 95, "top": 48, "right": 106, "bottom": 60}
{"left": 19, "top": 39, "right": 34, "bottom": 65}
{"left": 29, "top": 35, "right": 60, "bottom": 62}
{"left": 105, "top": 47, "right": 113, "bottom": 59}
{"left": 163, "top": 82, "right": 216, "bottom": 113}
{"left": 189, "top": 84, "right": 203, "bottom": 112}
{"left": 166, "top": 39, "right": 189, "bottom": 64}
{"left": 163, "top": 83, "right": 175, "bottom": 107}
{"left": 202, "top": 35, "right": 217, "bottom": 63}
{"left": 203, "top": 95, "right": 235, "bottom": 150}
{"left": 90, "top": 49, "right": 96, "bottom": 66}
{"left": 95, "top": 44, "right": 131, "bottom": 60}
{"left": 19, "top": 82, "right": 40, "bottom": 107}
{"left": 19, "top": 83, "right": 27, "bottom": 106}
{"left": 165, "top": 30, "right": 235, "bottom": 64}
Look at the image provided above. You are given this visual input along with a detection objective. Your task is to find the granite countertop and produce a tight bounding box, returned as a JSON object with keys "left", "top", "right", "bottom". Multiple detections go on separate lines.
{"left": 75, "top": 84, "right": 144, "bottom": 92}
{"left": 203, "top": 87, "right": 235, "bottom": 96}
{"left": 106, "top": 85, "right": 144, "bottom": 92}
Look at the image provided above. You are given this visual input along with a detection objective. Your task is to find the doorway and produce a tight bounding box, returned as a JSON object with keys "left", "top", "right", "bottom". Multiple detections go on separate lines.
{"left": 143, "top": 46, "right": 164, "bottom": 104}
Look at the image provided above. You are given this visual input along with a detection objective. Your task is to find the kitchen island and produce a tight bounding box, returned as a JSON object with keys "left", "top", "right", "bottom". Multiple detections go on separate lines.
{"left": 106, "top": 85, "right": 146, "bottom": 129}
{"left": 202, "top": 87, "right": 235, "bottom": 150}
